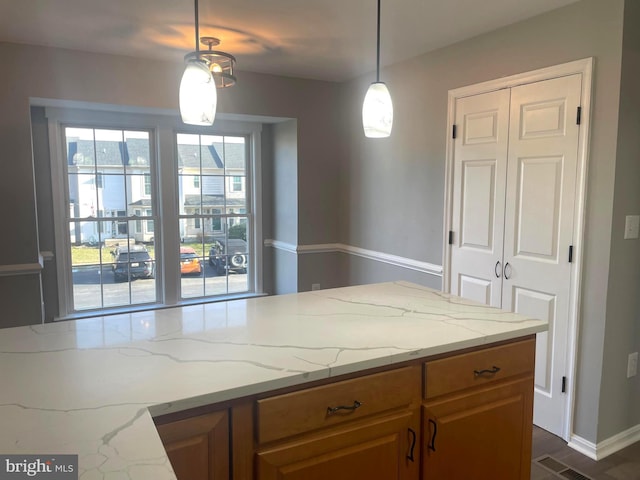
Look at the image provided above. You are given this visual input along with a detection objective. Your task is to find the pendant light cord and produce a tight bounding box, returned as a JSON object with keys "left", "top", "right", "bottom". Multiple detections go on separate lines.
{"left": 194, "top": 0, "right": 200, "bottom": 53}
{"left": 376, "top": 0, "right": 381, "bottom": 83}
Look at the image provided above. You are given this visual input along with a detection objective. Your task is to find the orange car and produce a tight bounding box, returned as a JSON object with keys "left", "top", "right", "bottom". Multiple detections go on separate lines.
{"left": 180, "top": 247, "right": 202, "bottom": 275}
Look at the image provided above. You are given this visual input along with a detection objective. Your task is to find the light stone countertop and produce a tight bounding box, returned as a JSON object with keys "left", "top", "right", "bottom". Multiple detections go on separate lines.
{"left": 0, "top": 281, "right": 548, "bottom": 479}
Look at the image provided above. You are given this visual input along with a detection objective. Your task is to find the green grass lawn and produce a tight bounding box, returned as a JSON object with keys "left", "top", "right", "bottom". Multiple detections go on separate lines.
{"left": 70, "top": 243, "right": 215, "bottom": 265}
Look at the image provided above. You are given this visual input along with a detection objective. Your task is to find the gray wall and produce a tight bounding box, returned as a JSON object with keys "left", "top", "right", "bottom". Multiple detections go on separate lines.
{"left": 337, "top": 0, "right": 625, "bottom": 444}
{"left": 272, "top": 120, "right": 299, "bottom": 246}
{"left": 600, "top": 0, "right": 640, "bottom": 442}
{"left": 271, "top": 120, "right": 298, "bottom": 294}
{"left": 30, "top": 107, "right": 58, "bottom": 323}
{"left": 298, "top": 252, "right": 344, "bottom": 292}
{"left": 342, "top": 255, "right": 441, "bottom": 290}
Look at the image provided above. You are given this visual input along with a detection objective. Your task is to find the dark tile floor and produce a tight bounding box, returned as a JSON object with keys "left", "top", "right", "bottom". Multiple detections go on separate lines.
{"left": 531, "top": 426, "right": 640, "bottom": 479}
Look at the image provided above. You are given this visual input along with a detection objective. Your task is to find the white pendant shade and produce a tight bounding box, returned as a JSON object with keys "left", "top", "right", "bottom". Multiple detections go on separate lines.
{"left": 179, "top": 60, "right": 217, "bottom": 126}
{"left": 362, "top": 82, "right": 393, "bottom": 138}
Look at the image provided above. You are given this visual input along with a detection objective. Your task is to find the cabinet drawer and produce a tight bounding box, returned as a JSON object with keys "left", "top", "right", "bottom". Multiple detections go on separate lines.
{"left": 424, "top": 338, "right": 535, "bottom": 400}
{"left": 257, "top": 366, "right": 420, "bottom": 444}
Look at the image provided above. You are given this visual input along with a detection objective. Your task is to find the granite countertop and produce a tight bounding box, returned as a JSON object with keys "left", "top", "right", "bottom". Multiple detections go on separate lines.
{"left": 0, "top": 281, "right": 548, "bottom": 479}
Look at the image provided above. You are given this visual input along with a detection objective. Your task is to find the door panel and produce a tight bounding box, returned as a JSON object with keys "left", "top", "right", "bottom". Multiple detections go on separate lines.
{"left": 155, "top": 410, "right": 230, "bottom": 480}
{"left": 458, "top": 274, "right": 492, "bottom": 305}
{"left": 257, "top": 411, "right": 418, "bottom": 480}
{"left": 520, "top": 100, "right": 567, "bottom": 138}
{"left": 512, "top": 288, "right": 556, "bottom": 394}
{"left": 502, "top": 74, "right": 581, "bottom": 436}
{"left": 515, "top": 156, "right": 563, "bottom": 260}
{"left": 450, "top": 89, "right": 510, "bottom": 308}
{"left": 461, "top": 161, "right": 496, "bottom": 249}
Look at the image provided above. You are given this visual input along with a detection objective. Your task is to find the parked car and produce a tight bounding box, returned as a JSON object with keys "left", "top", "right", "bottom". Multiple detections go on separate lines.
{"left": 180, "top": 246, "right": 202, "bottom": 275}
{"left": 209, "top": 239, "right": 247, "bottom": 275}
{"left": 111, "top": 245, "right": 154, "bottom": 282}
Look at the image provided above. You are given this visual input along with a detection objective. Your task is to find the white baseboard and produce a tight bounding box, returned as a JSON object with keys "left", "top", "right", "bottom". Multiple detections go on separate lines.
{"left": 264, "top": 240, "right": 443, "bottom": 278}
{"left": 569, "top": 423, "right": 640, "bottom": 460}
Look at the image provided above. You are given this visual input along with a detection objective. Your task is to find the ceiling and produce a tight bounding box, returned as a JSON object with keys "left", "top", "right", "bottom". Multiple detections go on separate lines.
{"left": 0, "top": 0, "right": 580, "bottom": 82}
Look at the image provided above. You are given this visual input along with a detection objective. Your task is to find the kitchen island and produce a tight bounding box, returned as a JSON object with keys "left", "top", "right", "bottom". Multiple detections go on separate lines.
{"left": 0, "top": 281, "right": 547, "bottom": 479}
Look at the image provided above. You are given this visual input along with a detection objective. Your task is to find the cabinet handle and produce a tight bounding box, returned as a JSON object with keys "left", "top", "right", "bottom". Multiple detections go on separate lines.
{"left": 474, "top": 365, "right": 501, "bottom": 377}
{"left": 504, "top": 262, "right": 512, "bottom": 280}
{"left": 326, "top": 400, "right": 363, "bottom": 415}
{"left": 427, "top": 419, "right": 437, "bottom": 452}
{"left": 407, "top": 428, "right": 416, "bottom": 462}
{"left": 495, "top": 261, "right": 502, "bottom": 278}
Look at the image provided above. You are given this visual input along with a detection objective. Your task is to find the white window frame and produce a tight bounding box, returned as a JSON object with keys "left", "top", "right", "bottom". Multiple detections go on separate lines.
{"left": 46, "top": 106, "right": 263, "bottom": 319}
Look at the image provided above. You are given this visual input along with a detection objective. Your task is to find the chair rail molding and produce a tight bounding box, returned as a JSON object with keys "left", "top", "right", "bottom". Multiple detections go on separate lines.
{"left": 0, "top": 255, "right": 45, "bottom": 277}
{"left": 264, "top": 240, "right": 443, "bottom": 278}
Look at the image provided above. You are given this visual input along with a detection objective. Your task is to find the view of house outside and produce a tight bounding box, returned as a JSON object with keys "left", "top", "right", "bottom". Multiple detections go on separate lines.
{"left": 65, "top": 127, "right": 250, "bottom": 312}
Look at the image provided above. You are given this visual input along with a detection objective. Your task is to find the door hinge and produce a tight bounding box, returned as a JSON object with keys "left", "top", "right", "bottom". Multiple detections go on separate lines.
{"left": 576, "top": 106, "right": 582, "bottom": 125}
{"left": 448, "top": 231, "right": 454, "bottom": 245}
{"left": 568, "top": 245, "right": 574, "bottom": 263}
{"left": 452, "top": 124, "right": 457, "bottom": 139}
{"left": 562, "top": 376, "right": 567, "bottom": 393}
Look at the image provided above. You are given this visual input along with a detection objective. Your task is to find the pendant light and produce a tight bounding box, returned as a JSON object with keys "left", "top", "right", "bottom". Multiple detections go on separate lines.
{"left": 180, "top": 0, "right": 217, "bottom": 126}
{"left": 362, "top": 0, "right": 393, "bottom": 138}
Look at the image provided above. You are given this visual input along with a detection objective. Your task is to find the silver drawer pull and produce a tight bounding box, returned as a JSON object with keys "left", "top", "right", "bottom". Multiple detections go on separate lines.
{"left": 327, "top": 400, "right": 363, "bottom": 415}
{"left": 474, "top": 366, "right": 501, "bottom": 377}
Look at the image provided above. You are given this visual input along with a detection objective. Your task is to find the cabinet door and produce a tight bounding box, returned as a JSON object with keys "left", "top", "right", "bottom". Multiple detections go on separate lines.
{"left": 257, "top": 410, "right": 419, "bottom": 480}
{"left": 422, "top": 377, "right": 533, "bottom": 480}
{"left": 156, "top": 410, "right": 229, "bottom": 480}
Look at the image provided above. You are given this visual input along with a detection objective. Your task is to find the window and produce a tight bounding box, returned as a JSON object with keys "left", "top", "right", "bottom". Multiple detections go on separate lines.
{"left": 135, "top": 209, "right": 142, "bottom": 233}
{"left": 143, "top": 174, "right": 151, "bottom": 196}
{"left": 47, "top": 109, "right": 262, "bottom": 318}
{"left": 63, "top": 127, "right": 156, "bottom": 311}
{"left": 177, "top": 134, "right": 250, "bottom": 299}
{"left": 146, "top": 209, "right": 154, "bottom": 233}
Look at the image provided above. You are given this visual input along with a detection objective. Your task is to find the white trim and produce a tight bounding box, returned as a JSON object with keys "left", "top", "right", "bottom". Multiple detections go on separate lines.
{"left": 249, "top": 125, "right": 264, "bottom": 295}
{"left": 0, "top": 258, "right": 43, "bottom": 277}
{"left": 442, "top": 57, "right": 594, "bottom": 441}
{"left": 264, "top": 239, "right": 298, "bottom": 254}
{"left": 47, "top": 116, "right": 73, "bottom": 315}
{"left": 264, "top": 240, "right": 443, "bottom": 277}
{"left": 568, "top": 423, "right": 640, "bottom": 460}
{"left": 568, "top": 434, "right": 598, "bottom": 460}
{"left": 447, "top": 58, "right": 595, "bottom": 99}
{"left": 297, "top": 243, "right": 342, "bottom": 254}
{"left": 565, "top": 57, "right": 594, "bottom": 443}
{"left": 340, "top": 244, "right": 443, "bottom": 276}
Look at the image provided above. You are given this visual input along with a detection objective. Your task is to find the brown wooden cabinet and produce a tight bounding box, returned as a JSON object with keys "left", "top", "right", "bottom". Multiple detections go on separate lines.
{"left": 421, "top": 338, "right": 535, "bottom": 480}
{"left": 255, "top": 365, "right": 422, "bottom": 480}
{"left": 154, "top": 336, "right": 536, "bottom": 480}
{"left": 155, "top": 410, "right": 229, "bottom": 480}
{"left": 257, "top": 410, "right": 419, "bottom": 480}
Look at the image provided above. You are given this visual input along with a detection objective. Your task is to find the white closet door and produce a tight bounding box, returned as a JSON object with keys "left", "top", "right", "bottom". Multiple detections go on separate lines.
{"left": 502, "top": 74, "right": 581, "bottom": 436}
{"left": 450, "top": 89, "right": 510, "bottom": 307}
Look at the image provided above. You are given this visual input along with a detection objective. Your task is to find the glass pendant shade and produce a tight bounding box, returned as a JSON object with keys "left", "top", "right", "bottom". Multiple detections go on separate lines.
{"left": 179, "top": 60, "right": 217, "bottom": 126}
{"left": 362, "top": 81, "right": 393, "bottom": 138}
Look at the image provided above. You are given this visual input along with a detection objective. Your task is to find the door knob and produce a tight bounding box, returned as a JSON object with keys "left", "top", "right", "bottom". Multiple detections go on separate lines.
{"left": 504, "top": 262, "right": 512, "bottom": 280}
